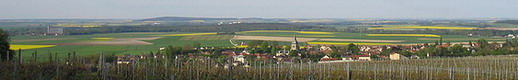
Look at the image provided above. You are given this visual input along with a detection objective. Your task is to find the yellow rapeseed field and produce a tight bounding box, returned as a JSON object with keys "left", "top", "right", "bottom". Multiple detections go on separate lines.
{"left": 367, "top": 34, "right": 441, "bottom": 37}
{"left": 10, "top": 45, "right": 57, "bottom": 50}
{"left": 241, "top": 30, "right": 334, "bottom": 34}
{"left": 241, "top": 30, "right": 299, "bottom": 33}
{"left": 307, "top": 42, "right": 393, "bottom": 45}
{"left": 236, "top": 45, "right": 249, "bottom": 48}
{"left": 157, "top": 33, "right": 217, "bottom": 36}
{"left": 297, "top": 32, "right": 334, "bottom": 34}
{"left": 297, "top": 35, "right": 336, "bottom": 38}
{"left": 368, "top": 25, "right": 477, "bottom": 30}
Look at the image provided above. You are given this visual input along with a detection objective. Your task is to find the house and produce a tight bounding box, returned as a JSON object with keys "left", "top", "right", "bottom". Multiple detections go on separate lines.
{"left": 138, "top": 54, "right": 165, "bottom": 59}
{"left": 273, "top": 56, "right": 291, "bottom": 64}
{"left": 467, "top": 33, "right": 473, "bottom": 37}
{"left": 389, "top": 53, "right": 401, "bottom": 60}
{"left": 318, "top": 55, "right": 356, "bottom": 63}
{"left": 116, "top": 54, "right": 137, "bottom": 64}
{"left": 320, "top": 55, "right": 338, "bottom": 61}
{"left": 304, "top": 45, "right": 313, "bottom": 51}
{"left": 341, "top": 55, "right": 354, "bottom": 61}
{"left": 276, "top": 50, "right": 289, "bottom": 56}
{"left": 357, "top": 54, "right": 371, "bottom": 61}
{"left": 222, "top": 50, "right": 236, "bottom": 57}
{"left": 232, "top": 55, "right": 245, "bottom": 63}
{"left": 201, "top": 51, "right": 211, "bottom": 55}
{"left": 506, "top": 34, "right": 516, "bottom": 38}
{"left": 253, "top": 53, "right": 270, "bottom": 59}
{"left": 240, "top": 49, "right": 250, "bottom": 55}
{"left": 319, "top": 45, "right": 332, "bottom": 51}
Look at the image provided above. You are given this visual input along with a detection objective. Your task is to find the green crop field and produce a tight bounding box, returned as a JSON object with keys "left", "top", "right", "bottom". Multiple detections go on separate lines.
{"left": 10, "top": 32, "right": 234, "bottom": 59}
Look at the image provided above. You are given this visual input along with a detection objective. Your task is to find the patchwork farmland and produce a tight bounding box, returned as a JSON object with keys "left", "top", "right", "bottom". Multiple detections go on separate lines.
{"left": 9, "top": 30, "right": 506, "bottom": 59}
{"left": 2, "top": 1, "right": 517, "bottom": 79}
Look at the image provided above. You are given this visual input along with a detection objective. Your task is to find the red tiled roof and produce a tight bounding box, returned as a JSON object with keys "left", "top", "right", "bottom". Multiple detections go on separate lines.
{"left": 358, "top": 54, "right": 370, "bottom": 57}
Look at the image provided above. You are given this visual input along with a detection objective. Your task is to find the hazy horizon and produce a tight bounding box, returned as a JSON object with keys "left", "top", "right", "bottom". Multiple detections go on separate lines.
{"left": 1, "top": 0, "right": 517, "bottom": 19}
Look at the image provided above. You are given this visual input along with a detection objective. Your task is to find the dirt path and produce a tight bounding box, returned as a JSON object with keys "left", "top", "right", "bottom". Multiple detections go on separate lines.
{"left": 484, "top": 27, "right": 518, "bottom": 30}
{"left": 317, "top": 38, "right": 403, "bottom": 43}
{"left": 230, "top": 35, "right": 238, "bottom": 46}
{"left": 234, "top": 36, "right": 317, "bottom": 42}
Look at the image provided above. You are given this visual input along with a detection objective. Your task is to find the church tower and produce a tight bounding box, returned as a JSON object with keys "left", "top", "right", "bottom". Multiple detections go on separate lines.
{"left": 291, "top": 35, "right": 299, "bottom": 50}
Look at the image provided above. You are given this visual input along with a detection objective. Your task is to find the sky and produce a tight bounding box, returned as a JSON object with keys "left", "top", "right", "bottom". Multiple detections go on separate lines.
{"left": 0, "top": 0, "right": 517, "bottom": 19}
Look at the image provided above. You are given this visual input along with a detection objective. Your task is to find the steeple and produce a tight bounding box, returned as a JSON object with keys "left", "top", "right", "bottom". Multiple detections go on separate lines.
{"left": 291, "top": 35, "right": 299, "bottom": 50}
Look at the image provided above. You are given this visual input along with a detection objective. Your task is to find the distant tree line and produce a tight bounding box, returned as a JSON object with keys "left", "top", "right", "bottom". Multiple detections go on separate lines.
{"left": 64, "top": 23, "right": 327, "bottom": 35}
{"left": 4, "top": 28, "right": 47, "bottom": 35}
{"left": 495, "top": 20, "right": 518, "bottom": 25}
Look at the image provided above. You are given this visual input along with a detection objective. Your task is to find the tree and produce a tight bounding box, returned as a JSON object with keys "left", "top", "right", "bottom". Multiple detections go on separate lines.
{"left": 193, "top": 42, "right": 201, "bottom": 48}
{"left": 104, "top": 53, "right": 116, "bottom": 63}
{"left": 0, "top": 29, "right": 14, "bottom": 61}
{"left": 439, "top": 37, "right": 443, "bottom": 45}
{"left": 308, "top": 53, "right": 325, "bottom": 62}
{"left": 330, "top": 52, "right": 341, "bottom": 58}
{"left": 270, "top": 47, "right": 277, "bottom": 55}
{"left": 346, "top": 43, "right": 360, "bottom": 54}
{"left": 288, "top": 50, "right": 299, "bottom": 57}
{"left": 182, "top": 44, "right": 194, "bottom": 54}
{"left": 477, "top": 39, "right": 489, "bottom": 48}
{"left": 380, "top": 46, "right": 392, "bottom": 56}
{"left": 449, "top": 45, "right": 469, "bottom": 56}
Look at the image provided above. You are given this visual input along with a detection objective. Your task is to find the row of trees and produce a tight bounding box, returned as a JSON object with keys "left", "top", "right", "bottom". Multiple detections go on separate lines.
{"left": 495, "top": 20, "right": 518, "bottom": 25}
